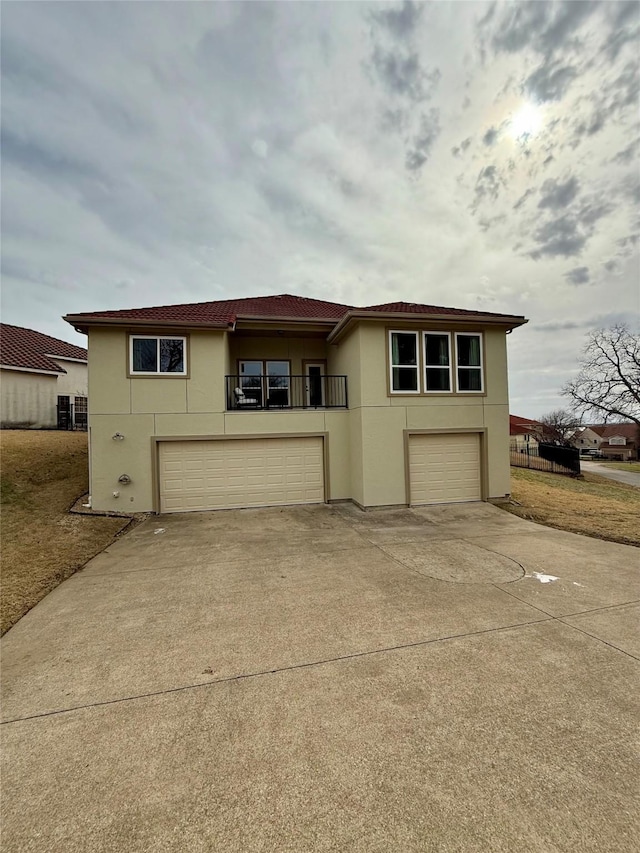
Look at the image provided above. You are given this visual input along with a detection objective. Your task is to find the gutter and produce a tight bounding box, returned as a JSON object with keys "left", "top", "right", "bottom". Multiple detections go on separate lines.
{"left": 63, "top": 312, "right": 342, "bottom": 334}
{"left": 63, "top": 315, "right": 232, "bottom": 334}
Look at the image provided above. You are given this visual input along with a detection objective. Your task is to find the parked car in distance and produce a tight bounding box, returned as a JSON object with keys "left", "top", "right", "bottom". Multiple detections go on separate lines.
{"left": 581, "top": 449, "right": 605, "bottom": 458}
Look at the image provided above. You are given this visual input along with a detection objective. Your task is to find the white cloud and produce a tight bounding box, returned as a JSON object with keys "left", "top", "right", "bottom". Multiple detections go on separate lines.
{"left": 1, "top": 0, "right": 638, "bottom": 417}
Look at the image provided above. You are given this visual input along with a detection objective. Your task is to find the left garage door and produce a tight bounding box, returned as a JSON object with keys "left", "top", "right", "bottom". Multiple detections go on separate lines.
{"left": 158, "top": 436, "right": 325, "bottom": 513}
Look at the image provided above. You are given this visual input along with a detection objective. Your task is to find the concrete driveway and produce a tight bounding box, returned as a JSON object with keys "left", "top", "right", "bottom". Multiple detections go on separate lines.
{"left": 580, "top": 459, "right": 640, "bottom": 488}
{"left": 2, "top": 503, "right": 639, "bottom": 852}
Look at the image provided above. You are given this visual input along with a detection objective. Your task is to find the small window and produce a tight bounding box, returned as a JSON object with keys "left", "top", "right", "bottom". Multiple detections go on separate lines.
{"left": 390, "top": 331, "right": 419, "bottom": 393}
{"left": 130, "top": 336, "right": 186, "bottom": 375}
{"left": 455, "top": 333, "right": 483, "bottom": 392}
{"left": 424, "top": 332, "right": 451, "bottom": 392}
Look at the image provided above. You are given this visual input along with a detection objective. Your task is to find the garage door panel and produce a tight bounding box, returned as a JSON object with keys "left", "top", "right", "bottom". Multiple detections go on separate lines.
{"left": 159, "top": 437, "right": 324, "bottom": 512}
{"left": 409, "top": 433, "right": 481, "bottom": 505}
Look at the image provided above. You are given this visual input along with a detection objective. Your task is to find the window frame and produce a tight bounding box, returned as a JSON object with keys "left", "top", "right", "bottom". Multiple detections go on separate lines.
{"left": 454, "top": 332, "right": 484, "bottom": 394}
{"left": 422, "top": 331, "right": 453, "bottom": 394}
{"left": 388, "top": 330, "right": 421, "bottom": 395}
{"left": 129, "top": 334, "right": 188, "bottom": 376}
{"left": 238, "top": 359, "right": 292, "bottom": 407}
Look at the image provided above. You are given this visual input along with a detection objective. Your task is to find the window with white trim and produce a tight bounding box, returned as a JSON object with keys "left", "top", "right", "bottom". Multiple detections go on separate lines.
{"left": 455, "top": 333, "right": 483, "bottom": 392}
{"left": 389, "top": 331, "right": 419, "bottom": 393}
{"left": 130, "top": 335, "right": 187, "bottom": 375}
{"left": 423, "top": 332, "right": 452, "bottom": 392}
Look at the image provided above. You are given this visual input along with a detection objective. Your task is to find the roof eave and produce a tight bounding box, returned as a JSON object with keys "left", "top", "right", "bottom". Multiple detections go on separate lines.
{"left": 327, "top": 310, "right": 529, "bottom": 344}
{"left": 46, "top": 353, "right": 87, "bottom": 364}
{"left": 63, "top": 315, "right": 232, "bottom": 334}
{"left": 233, "top": 314, "right": 340, "bottom": 329}
{"left": 0, "top": 363, "right": 63, "bottom": 376}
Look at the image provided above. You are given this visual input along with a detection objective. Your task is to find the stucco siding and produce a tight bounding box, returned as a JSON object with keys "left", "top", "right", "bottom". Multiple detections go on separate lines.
{"left": 359, "top": 324, "right": 390, "bottom": 407}
{"left": 229, "top": 335, "right": 328, "bottom": 377}
{"left": 224, "top": 411, "right": 326, "bottom": 435}
{"left": 154, "top": 413, "right": 225, "bottom": 435}
{"left": 482, "top": 404, "right": 511, "bottom": 499}
{"left": 360, "top": 407, "right": 407, "bottom": 506}
{"left": 405, "top": 403, "right": 485, "bottom": 428}
{"left": 53, "top": 359, "right": 88, "bottom": 398}
{"left": 328, "top": 326, "right": 361, "bottom": 408}
{"left": 88, "top": 328, "right": 131, "bottom": 415}
{"left": 131, "top": 378, "right": 188, "bottom": 414}
{"left": 324, "top": 410, "right": 350, "bottom": 500}
{"left": 90, "top": 414, "right": 156, "bottom": 511}
{"left": 89, "top": 406, "right": 351, "bottom": 513}
{"left": 1, "top": 369, "right": 57, "bottom": 428}
{"left": 187, "top": 331, "right": 228, "bottom": 413}
{"left": 86, "top": 319, "right": 513, "bottom": 512}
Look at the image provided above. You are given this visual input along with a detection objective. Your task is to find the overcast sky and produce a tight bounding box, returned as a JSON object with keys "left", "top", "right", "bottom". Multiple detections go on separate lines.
{"left": 1, "top": 1, "right": 638, "bottom": 417}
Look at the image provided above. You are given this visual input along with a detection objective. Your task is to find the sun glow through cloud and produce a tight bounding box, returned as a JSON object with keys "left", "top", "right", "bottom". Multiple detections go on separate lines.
{"left": 508, "top": 103, "right": 543, "bottom": 140}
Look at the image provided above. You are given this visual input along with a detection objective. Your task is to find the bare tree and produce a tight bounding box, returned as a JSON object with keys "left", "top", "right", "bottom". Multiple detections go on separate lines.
{"left": 563, "top": 324, "right": 640, "bottom": 426}
{"left": 539, "top": 409, "right": 582, "bottom": 445}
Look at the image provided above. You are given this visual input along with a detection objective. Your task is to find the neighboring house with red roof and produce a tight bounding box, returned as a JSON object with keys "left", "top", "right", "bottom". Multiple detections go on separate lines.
{"left": 509, "top": 414, "right": 546, "bottom": 449}
{"left": 1, "top": 324, "right": 88, "bottom": 429}
{"left": 64, "top": 293, "right": 527, "bottom": 513}
{"left": 590, "top": 423, "right": 639, "bottom": 460}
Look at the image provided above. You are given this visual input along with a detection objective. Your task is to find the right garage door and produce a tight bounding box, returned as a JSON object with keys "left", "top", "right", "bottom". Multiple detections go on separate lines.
{"left": 409, "top": 433, "right": 482, "bottom": 505}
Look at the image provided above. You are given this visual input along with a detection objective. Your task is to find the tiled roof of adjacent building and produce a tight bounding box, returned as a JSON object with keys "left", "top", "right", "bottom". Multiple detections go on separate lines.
{"left": 0, "top": 323, "right": 87, "bottom": 374}
{"left": 590, "top": 423, "right": 639, "bottom": 440}
{"left": 64, "top": 293, "right": 526, "bottom": 329}
{"left": 509, "top": 414, "right": 545, "bottom": 435}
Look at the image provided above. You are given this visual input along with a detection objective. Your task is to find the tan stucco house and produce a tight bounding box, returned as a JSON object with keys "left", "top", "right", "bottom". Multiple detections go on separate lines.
{"left": 63, "top": 295, "right": 527, "bottom": 514}
{"left": 1, "top": 324, "right": 88, "bottom": 430}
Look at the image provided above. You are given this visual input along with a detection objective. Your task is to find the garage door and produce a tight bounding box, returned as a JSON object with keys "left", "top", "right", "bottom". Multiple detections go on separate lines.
{"left": 158, "top": 436, "right": 324, "bottom": 513}
{"left": 409, "top": 433, "right": 482, "bottom": 505}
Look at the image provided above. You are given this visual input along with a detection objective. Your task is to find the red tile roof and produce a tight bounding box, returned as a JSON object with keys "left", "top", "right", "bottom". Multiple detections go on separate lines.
{"left": 65, "top": 294, "right": 353, "bottom": 327}
{"left": 590, "top": 423, "right": 639, "bottom": 440}
{"left": 0, "top": 324, "right": 87, "bottom": 373}
{"left": 509, "top": 414, "right": 545, "bottom": 435}
{"left": 65, "top": 293, "right": 527, "bottom": 330}
{"left": 364, "top": 301, "right": 518, "bottom": 319}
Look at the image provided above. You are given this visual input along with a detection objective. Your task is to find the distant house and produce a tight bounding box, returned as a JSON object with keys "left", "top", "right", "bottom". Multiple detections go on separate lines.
{"left": 571, "top": 426, "right": 603, "bottom": 451}
{"left": 590, "top": 423, "right": 639, "bottom": 461}
{"left": 509, "top": 414, "right": 545, "bottom": 449}
{"left": 0, "top": 324, "right": 88, "bottom": 430}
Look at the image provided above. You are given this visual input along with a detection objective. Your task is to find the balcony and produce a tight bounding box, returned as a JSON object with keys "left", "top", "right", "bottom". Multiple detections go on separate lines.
{"left": 226, "top": 375, "right": 348, "bottom": 411}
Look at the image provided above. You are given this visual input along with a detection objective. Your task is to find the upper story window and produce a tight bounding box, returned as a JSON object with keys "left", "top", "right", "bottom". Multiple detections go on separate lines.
{"left": 130, "top": 335, "right": 187, "bottom": 375}
{"left": 455, "top": 333, "right": 483, "bottom": 392}
{"left": 424, "top": 332, "right": 452, "bottom": 392}
{"left": 239, "top": 360, "right": 290, "bottom": 406}
{"left": 389, "top": 331, "right": 419, "bottom": 393}
{"left": 388, "top": 329, "right": 484, "bottom": 394}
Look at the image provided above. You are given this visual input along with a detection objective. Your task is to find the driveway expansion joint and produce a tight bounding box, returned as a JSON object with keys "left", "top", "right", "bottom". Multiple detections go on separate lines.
{"left": 1, "top": 616, "right": 555, "bottom": 726}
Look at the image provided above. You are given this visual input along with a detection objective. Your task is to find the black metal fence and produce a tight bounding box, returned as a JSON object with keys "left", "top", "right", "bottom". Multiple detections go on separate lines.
{"left": 510, "top": 441, "right": 581, "bottom": 476}
{"left": 226, "top": 375, "right": 348, "bottom": 411}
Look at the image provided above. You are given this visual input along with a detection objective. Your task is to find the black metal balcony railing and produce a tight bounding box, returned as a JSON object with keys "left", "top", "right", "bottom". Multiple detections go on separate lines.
{"left": 226, "top": 375, "right": 348, "bottom": 411}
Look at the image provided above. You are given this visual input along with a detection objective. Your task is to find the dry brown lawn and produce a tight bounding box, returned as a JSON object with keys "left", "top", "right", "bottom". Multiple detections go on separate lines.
{"left": 505, "top": 466, "right": 640, "bottom": 547}
{"left": 1, "top": 430, "right": 132, "bottom": 635}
